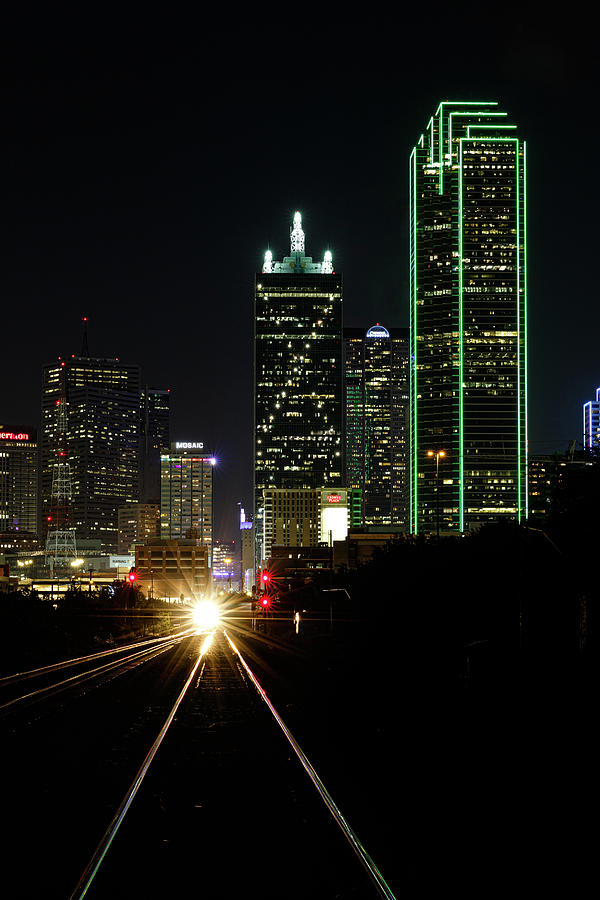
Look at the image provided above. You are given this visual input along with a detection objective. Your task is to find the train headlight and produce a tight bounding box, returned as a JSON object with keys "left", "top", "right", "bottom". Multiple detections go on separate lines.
{"left": 192, "top": 600, "right": 219, "bottom": 631}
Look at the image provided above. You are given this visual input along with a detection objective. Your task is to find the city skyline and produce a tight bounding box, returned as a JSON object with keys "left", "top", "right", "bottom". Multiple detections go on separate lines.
{"left": 3, "top": 36, "right": 598, "bottom": 542}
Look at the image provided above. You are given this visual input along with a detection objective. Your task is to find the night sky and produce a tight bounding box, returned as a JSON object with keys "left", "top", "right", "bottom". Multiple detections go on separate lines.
{"left": 2, "top": 20, "right": 597, "bottom": 542}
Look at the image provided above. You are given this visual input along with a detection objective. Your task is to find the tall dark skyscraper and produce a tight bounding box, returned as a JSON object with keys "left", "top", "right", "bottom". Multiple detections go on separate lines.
{"left": 254, "top": 211, "right": 343, "bottom": 563}
{"left": 141, "top": 387, "right": 170, "bottom": 503}
{"left": 344, "top": 325, "right": 409, "bottom": 527}
{"left": 41, "top": 352, "right": 141, "bottom": 554}
{"left": 409, "top": 101, "right": 527, "bottom": 533}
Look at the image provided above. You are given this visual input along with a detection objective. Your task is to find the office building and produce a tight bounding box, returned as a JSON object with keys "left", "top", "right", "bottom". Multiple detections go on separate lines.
{"left": 528, "top": 455, "right": 558, "bottom": 521}
{"left": 160, "top": 443, "right": 214, "bottom": 563}
{"left": 255, "top": 211, "right": 343, "bottom": 562}
{"left": 135, "top": 538, "right": 209, "bottom": 601}
{"left": 0, "top": 427, "right": 38, "bottom": 534}
{"left": 262, "top": 487, "right": 361, "bottom": 563}
{"left": 141, "top": 387, "right": 170, "bottom": 503}
{"left": 344, "top": 325, "right": 409, "bottom": 527}
{"left": 409, "top": 101, "right": 527, "bottom": 533}
{"left": 239, "top": 509, "right": 254, "bottom": 592}
{"left": 117, "top": 502, "right": 160, "bottom": 553}
{"left": 583, "top": 388, "right": 600, "bottom": 450}
{"left": 41, "top": 354, "right": 141, "bottom": 553}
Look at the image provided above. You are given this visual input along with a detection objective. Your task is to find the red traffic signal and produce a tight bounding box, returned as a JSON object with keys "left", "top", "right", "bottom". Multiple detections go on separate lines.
{"left": 261, "top": 571, "right": 270, "bottom": 584}
{"left": 261, "top": 597, "right": 269, "bottom": 607}
{"left": 128, "top": 567, "right": 137, "bottom": 583}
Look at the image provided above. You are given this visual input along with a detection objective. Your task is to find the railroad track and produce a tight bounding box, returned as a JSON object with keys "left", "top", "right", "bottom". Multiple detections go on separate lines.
{"left": 1, "top": 628, "right": 396, "bottom": 899}
{"left": 71, "top": 629, "right": 395, "bottom": 899}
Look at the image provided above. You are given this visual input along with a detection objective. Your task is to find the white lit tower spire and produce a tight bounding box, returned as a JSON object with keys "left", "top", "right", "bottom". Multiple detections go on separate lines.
{"left": 262, "top": 211, "right": 333, "bottom": 274}
{"left": 263, "top": 249, "right": 273, "bottom": 273}
{"left": 290, "top": 210, "right": 305, "bottom": 254}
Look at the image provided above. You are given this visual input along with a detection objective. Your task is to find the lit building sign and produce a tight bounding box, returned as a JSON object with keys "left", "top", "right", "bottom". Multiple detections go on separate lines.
{"left": 322, "top": 490, "right": 346, "bottom": 505}
{"left": 240, "top": 522, "right": 253, "bottom": 530}
{"left": 366, "top": 324, "right": 390, "bottom": 339}
{"left": 174, "top": 441, "right": 204, "bottom": 449}
{"left": 0, "top": 432, "right": 30, "bottom": 441}
{"left": 109, "top": 555, "right": 135, "bottom": 568}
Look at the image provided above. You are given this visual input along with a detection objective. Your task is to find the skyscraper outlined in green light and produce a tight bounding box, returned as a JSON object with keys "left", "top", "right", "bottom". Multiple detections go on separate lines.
{"left": 409, "top": 101, "right": 527, "bottom": 534}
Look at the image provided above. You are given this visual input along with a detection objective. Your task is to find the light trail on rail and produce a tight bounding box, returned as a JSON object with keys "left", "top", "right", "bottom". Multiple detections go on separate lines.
{"left": 0, "top": 627, "right": 196, "bottom": 688}
{"left": 223, "top": 629, "right": 397, "bottom": 900}
{"left": 69, "top": 630, "right": 215, "bottom": 900}
{"left": 0, "top": 632, "right": 192, "bottom": 716}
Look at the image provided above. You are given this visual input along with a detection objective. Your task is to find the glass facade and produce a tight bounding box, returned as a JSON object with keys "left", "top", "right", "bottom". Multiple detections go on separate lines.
{"left": 41, "top": 358, "right": 141, "bottom": 553}
{"left": 254, "top": 213, "right": 343, "bottom": 563}
{"left": 141, "top": 387, "right": 170, "bottom": 503}
{"left": 344, "top": 326, "right": 409, "bottom": 527}
{"left": 409, "top": 102, "right": 527, "bottom": 533}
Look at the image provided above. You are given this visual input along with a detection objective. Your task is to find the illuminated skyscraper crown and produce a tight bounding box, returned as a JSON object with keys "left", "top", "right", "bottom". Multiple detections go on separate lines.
{"left": 262, "top": 211, "right": 333, "bottom": 274}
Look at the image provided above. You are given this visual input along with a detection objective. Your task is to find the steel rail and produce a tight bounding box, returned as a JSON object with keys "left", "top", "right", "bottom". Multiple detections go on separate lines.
{"left": 0, "top": 635, "right": 185, "bottom": 716}
{"left": 0, "top": 627, "right": 195, "bottom": 687}
{"left": 223, "top": 629, "right": 396, "bottom": 900}
{"left": 69, "top": 630, "right": 214, "bottom": 900}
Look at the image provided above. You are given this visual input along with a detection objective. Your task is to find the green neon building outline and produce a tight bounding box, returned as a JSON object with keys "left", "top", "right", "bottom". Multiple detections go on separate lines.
{"left": 448, "top": 111, "right": 508, "bottom": 166}
{"left": 436, "top": 101, "right": 498, "bottom": 193}
{"left": 409, "top": 146, "right": 418, "bottom": 531}
{"left": 523, "top": 140, "right": 528, "bottom": 519}
{"left": 467, "top": 124, "right": 517, "bottom": 138}
{"left": 428, "top": 117, "right": 434, "bottom": 165}
{"left": 458, "top": 139, "right": 465, "bottom": 530}
{"left": 411, "top": 106, "right": 526, "bottom": 534}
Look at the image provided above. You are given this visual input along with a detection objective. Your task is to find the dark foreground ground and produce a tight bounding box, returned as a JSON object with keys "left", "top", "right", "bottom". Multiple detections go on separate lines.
{"left": 1, "top": 602, "right": 597, "bottom": 898}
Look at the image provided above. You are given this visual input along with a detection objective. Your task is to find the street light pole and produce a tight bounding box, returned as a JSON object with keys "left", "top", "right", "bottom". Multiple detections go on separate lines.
{"left": 427, "top": 450, "right": 446, "bottom": 540}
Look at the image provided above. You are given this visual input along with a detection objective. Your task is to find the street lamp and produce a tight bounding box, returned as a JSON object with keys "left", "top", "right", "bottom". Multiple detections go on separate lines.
{"left": 427, "top": 450, "right": 446, "bottom": 540}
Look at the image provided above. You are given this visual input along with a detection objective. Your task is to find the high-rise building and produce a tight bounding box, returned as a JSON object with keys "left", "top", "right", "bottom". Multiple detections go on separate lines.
{"left": 41, "top": 354, "right": 141, "bottom": 554}
{"left": 583, "top": 388, "right": 600, "bottom": 450}
{"left": 409, "top": 101, "right": 527, "bottom": 533}
{"left": 344, "top": 325, "right": 409, "bottom": 527}
{"left": 117, "top": 502, "right": 160, "bottom": 553}
{"left": 254, "top": 211, "right": 343, "bottom": 562}
{"left": 160, "top": 443, "right": 214, "bottom": 563}
{"left": 140, "top": 387, "right": 170, "bottom": 503}
{"left": 0, "top": 427, "right": 38, "bottom": 534}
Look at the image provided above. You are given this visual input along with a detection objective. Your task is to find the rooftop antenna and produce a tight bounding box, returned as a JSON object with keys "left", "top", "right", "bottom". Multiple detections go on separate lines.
{"left": 81, "top": 316, "right": 90, "bottom": 357}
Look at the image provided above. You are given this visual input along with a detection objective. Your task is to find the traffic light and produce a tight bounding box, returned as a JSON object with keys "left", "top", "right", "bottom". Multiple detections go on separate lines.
{"left": 261, "top": 597, "right": 270, "bottom": 608}
{"left": 261, "top": 571, "right": 270, "bottom": 585}
{"left": 128, "top": 566, "right": 137, "bottom": 583}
